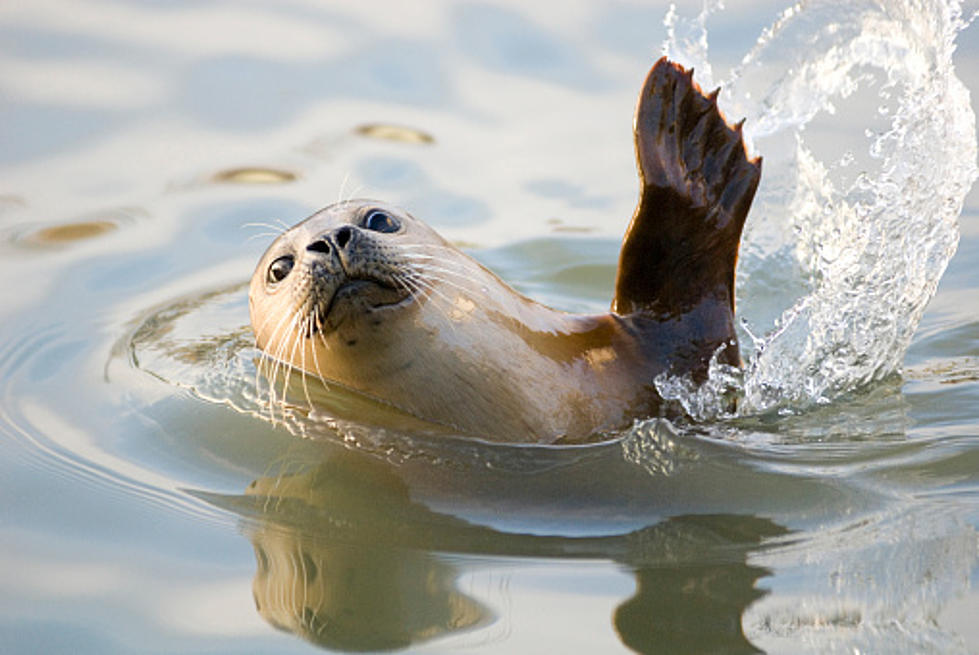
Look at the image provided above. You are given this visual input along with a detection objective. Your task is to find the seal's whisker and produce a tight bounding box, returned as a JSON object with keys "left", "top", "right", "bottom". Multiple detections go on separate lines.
{"left": 398, "top": 270, "right": 445, "bottom": 303}
{"left": 396, "top": 245, "right": 485, "bottom": 265}
{"left": 242, "top": 221, "right": 288, "bottom": 234}
{"left": 395, "top": 243, "right": 468, "bottom": 253}
{"left": 399, "top": 249, "right": 474, "bottom": 261}
{"left": 278, "top": 312, "right": 307, "bottom": 418}
{"left": 392, "top": 272, "right": 425, "bottom": 303}
{"left": 392, "top": 270, "right": 428, "bottom": 303}
{"left": 296, "top": 314, "right": 314, "bottom": 411}
{"left": 398, "top": 272, "right": 464, "bottom": 332}
{"left": 266, "top": 308, "right": 303, "bottom": 423}
{"left": 265, "top": 332, "right": 288, "bottom": 424}
{"left": 393, "top": 273, "right": 439, "bottom": 317}
{"left": 255, "top": 303, "right": 295, "bottom": 425}
{"left": 246, "top": 231, "right": 285, "bottom": 242}
{"left": 292, "top": 315, "right": 313, "bottom": 410}
{"left": 399, "top": 255, "right": 482, "bottom": 286}
{"left": 336, "top": 172, "right": 352, "bottom": 206}
{"left": 337, "top": 176, "right": 366, "bottom": 206}
{"left": 336, "top": 174, "right": 367, "bottom": 207}
{"left": 259, "top": 298, "right": 302, "bottom": 414}
{"left": 402, "top": 275, "right": 461, "bottom": 331}
{"left": 306, "top": 313, "right": 330, "bottom": 393}
{"left": 404, "top": 265, "right": 483, "bottom": 300}
{"left": 407, "top": 264, "right": 479, "bottom": 290}
{"left": 252, "top": 290, "right": 291, "bottom": 341}
{"left": 400, "top": 252, "right": 474, "bottom": 270}
{"left": 273, "top": 316, "right": 303, "bottom": 422}
{"left": 312, "top": 311, "right": 329, "bottom": 350}
{"left": 314, "top": 317, "right": 334, "bottom": 371}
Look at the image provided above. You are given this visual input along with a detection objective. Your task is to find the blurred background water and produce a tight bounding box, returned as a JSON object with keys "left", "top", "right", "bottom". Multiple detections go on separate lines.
{"left": 2, "top": 1, "right": 979, "bottom": 653}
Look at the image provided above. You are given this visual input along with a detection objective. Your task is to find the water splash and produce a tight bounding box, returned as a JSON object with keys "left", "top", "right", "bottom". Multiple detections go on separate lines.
{"left": 661, "top": 0, "right": 723, "bottom": 88}
{"left": 659, "top": 0, "right": 978, "bottom": 419}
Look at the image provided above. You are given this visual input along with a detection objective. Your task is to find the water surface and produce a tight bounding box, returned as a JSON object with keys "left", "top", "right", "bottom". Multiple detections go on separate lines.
{"left": 2, "top": 1, "right": 979, "bottom": 653}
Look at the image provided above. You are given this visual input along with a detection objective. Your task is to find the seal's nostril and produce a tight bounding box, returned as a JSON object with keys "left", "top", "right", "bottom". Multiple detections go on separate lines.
{"left": 335, "top": 226, "right": 353, "bottom": 249}
{"left": 306, "top": 239, "right": 331, "bottom": 254}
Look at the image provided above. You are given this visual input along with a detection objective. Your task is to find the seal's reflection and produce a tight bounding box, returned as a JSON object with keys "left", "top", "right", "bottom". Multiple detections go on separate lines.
{"left": 250, "top": 526, "right": 485, "bottom": 650}
{"left": 242, "top": 456, "right": 489, "bottom": 650}
{"left": 210, "top": 446, "right": 787, "bottom": 653}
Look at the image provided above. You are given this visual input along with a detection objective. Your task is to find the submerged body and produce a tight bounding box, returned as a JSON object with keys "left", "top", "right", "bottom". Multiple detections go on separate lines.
{"left": 249, "top": 59, "right": 761, "bottom": 443}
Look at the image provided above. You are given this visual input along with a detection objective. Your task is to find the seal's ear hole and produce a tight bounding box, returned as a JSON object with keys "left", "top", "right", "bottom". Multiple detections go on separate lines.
{"left": 362, "top": 209, "right": 400, "bottom": 234}
{"left": 267, "top": 255, "right": 294, "bottom": 284}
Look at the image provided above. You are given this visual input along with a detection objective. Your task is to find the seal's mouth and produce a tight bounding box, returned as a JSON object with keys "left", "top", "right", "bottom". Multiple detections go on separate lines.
{"left": 310, "top": 276, "right": 410, "bottom": 335}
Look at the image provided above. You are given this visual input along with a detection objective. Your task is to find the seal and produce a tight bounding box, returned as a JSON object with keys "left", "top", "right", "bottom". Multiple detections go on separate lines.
{"left": 249, "top": 57, "right": 761, "bottom": 443}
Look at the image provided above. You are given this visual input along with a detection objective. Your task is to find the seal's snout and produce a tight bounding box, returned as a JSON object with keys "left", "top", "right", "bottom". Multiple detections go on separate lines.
{"left": 306, "top": 225, "right": 359, "bottom": 257}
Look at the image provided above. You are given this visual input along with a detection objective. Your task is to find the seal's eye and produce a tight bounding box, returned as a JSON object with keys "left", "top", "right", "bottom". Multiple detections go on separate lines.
{"left": 363, "top": 209, "right": 400, "bottom": 233}
{"left": 267, "top": 255, "right": 294, "bottom": 284}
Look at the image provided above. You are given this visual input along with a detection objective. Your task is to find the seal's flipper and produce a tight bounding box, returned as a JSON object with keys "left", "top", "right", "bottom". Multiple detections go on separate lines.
{"left": 613, "top": 58, "right": 761, "bottom": 321}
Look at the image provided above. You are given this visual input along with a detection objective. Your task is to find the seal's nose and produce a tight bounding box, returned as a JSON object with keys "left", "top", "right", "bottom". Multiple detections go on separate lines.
{"left": 307, "top": 226, "right": 355, "bottom": 255}
{"left": 306, "top": 239, "right": 331, "bottom": 254}
{"left": 334, "top": 225, "right": 354, "bottom": 249}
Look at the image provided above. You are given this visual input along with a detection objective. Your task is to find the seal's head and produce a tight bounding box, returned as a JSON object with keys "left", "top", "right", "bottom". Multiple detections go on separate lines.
{"left": 250, "top": 198, "right": 530, "bottom": 435}
{"left": 249, "top": 200, "right": 447, "bottom": 355}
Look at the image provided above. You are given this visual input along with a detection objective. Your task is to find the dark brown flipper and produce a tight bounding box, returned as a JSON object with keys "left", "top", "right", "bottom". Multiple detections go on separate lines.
{"left": 613, "top": 58, "right": 761, "bottom": 322}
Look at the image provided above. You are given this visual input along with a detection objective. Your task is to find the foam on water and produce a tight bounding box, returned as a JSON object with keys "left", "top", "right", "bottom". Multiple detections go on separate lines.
{"left": 657, "top": 0, "right": 978, "bottom": 418}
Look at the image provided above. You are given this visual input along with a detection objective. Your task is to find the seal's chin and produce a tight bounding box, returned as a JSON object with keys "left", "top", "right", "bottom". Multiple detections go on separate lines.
{"left": 315, "top": 278, "right": 411, "bottom": 333}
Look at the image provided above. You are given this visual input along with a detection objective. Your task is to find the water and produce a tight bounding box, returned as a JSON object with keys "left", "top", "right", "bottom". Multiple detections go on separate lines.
{"left": 2, "top": 1, "right": 979, "bottom": 653}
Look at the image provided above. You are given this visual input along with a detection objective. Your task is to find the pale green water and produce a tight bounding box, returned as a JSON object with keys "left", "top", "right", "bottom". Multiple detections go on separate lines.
{"left": 2, "top": 1, "right": 979, "bottom": 653}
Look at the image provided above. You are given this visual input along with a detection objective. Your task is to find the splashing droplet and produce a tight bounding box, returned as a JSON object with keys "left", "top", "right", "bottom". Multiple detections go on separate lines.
{"left": 662, "top": 0, "right": 977, "bottom": 418}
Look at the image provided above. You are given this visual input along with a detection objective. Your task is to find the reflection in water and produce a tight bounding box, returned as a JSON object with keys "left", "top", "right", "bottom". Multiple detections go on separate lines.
{"left": 615, "top": 516, "right": 780, "bottom": 655}
{"left": 29, "top": 220, "right": 117, "bottom": 244}
{"left": 211, "top": 167, "right": 299, "bottom": 185}
{"left": 11, "top": 207, "right": 146, "bottom": 249}
{"left": 0, "top": 0, "right": 976, "bottom": 652}
{"left": 354, "top": 123, "right": 435, "bottom": 145}
{"left": 202, "top": 445, "right": 787, "bottom": 652}
{"left": 241, "top": 457, "right": 489, "bottom": 651}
